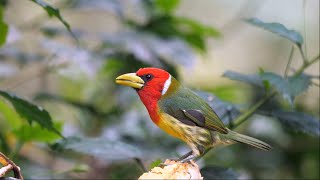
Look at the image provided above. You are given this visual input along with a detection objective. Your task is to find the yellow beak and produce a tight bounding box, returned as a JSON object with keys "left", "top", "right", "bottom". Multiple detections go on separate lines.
{"left": 115, "top": 73, "right": 144, "bottom": 89}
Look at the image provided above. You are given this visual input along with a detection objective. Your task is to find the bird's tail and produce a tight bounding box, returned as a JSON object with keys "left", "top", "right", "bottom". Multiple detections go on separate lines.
{"left": 225, "top": 129, "right": 271, "bottom": 151}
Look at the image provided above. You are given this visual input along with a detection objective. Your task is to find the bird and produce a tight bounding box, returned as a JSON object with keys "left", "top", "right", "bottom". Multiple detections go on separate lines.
{"left": 115, "top": 67, "right": 271, "bottom": 162}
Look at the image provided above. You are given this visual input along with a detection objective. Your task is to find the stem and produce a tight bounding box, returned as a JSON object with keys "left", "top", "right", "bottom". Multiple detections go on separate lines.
{"left": 298, "top": 45, "right": 308, "bottom": 64}
{"left": 284, "top": 46, "right": 295, "bottom": 77}
{"left": 232, "top": 54, "right": 319, "bottom": 128}
{"left": 295, "top": 54, "right": 320, "bottom": 76}
{"left": 312, "top": 81, "right": 320, "bottom": 87}
{"left": 134, "top": 158, "right": 147, "bottom": 172}
{"left": 303, "top": 0, "right": 308, "bottom": 58}
{"left": 232, "top": 91, "right": 277, "bottom": 128}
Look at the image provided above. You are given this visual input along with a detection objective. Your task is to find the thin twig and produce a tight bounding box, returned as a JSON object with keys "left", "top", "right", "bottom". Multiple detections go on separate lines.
{"left": 298, "top": 45, "right": 308, "bottom": 64}
{"left": 232, "top": 91, "right": 277, "bottom": 128}
{"left": 134, "top": 158, "right": 147, "bottom": 172}
{"left": 295, "top": 54, "right": 320, "bottom": 76}
{"left": 311, "top": 81, "right": 320, "bottom": 87}
{"left": 284, "top": 46, "right": 295, "bottom": 77}
{"left": 303, "top": 0, "right": 308, "bottom": 58}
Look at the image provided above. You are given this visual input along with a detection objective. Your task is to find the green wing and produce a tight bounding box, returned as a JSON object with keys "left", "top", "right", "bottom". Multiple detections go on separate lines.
{"left": 158, "top": 87, "right": 228, "bottom": 134}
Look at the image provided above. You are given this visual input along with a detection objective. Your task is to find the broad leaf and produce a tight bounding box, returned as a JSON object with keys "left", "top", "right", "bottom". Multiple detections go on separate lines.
{"left": 155, "top": 0, "right": 180, "bottom": 13}
{"left": 141, "top": 15, "right": 220, "bottom": 51}
{"left": 201, "top": 166, "right": 238, "bottom": 180}
{"left": 247, "top": 18, "right": 303, "bottom": 46}
{"left": 0, "top": 90, "right": 62, "bottom": 137}
{"left": 149, "top": 159, "right": 162, "bottom": 169}
{"left": 0, "top": 6, "right": 8, "bottom": 47}
{"left": 31, "top": 0, "right": 74, "bottom": 38}
{"left": 0, "top": 99, "right": 21, "bottom": 129}
{"left": 223, "top": 70, "right": 263, "bottom": 87}
{"left": 13, "top": 122, "right": 63, "bottom": 142}
{"left": 271, "top": 111, "right": 320, "bottom": 136}
{"left": 260, "top": 72, "right": 311, "bottom": 105}
{"left": 51, "top": 136, "right": 142, "bottom": 161}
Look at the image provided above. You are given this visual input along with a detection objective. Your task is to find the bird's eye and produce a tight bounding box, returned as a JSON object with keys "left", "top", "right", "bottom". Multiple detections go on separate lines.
{"left": 142, "top": 74, "right": 153, "bottom": 82}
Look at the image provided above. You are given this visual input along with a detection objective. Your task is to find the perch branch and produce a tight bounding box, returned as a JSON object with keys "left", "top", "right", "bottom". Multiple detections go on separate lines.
{"left": 0, "top": 152, "right": 23, "bottom": 180}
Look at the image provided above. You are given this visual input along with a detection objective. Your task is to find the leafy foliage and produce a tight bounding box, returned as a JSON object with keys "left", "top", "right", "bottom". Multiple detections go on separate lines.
{"left": 0, "top": 1, "right": 319, "bottom": 179}
{"left": 0, "top": 6, "right": 8, "bottom": 47}
{"left": 155, "top": 0, "right": 180, "bottom": 13}
{"left": 223, "top": 70, "right": 263, "bottom": 87}
{"left": 101, "top": 30, "right": 196, "bottom": 68}
{"left": 138, "top": 15, "right": 220, "bottom": 51}
{"left": 13, "top": 122, "right": 62, "bottom": 142}
{"left": 260, "top": 72, "right": 311, "bottom": 105}
{"left": 30, "top": 0, "right": 75, "bottom": 39}
{"left": 246, "top": 18, "right": 303, "bottom": 46}
{"left": 51, "top": 136, "right": 142, "bottom": 161}
{"left": 271, "top": 111, "right": 320, "bottom": 136}
{"left": 223, "top": 70, "right": 312, "bottom": 105}
{"left": 0, "top": 90, "right": 62, "bottom": 137}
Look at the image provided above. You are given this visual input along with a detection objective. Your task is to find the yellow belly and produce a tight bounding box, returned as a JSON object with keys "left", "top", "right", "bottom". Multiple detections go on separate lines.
{"left": 157, "top": 113, "right": 188, "bottom": 141}
{"left": 157, "top": 112, "right": 212, "bottom": 146}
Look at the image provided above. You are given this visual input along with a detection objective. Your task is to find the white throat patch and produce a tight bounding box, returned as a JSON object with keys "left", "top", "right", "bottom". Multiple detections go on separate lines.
{"left": 162, "top": 75, "right": 171, "bottom": 95}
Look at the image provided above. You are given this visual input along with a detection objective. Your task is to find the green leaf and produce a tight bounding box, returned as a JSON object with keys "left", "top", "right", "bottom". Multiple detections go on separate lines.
{"left": 155, "top": 0, "right": 180, "bottom": 13}
{"left": 175, "top": 17, "right": 221, "bottom": 37}
{"left": 260, "top": 72, "right": 311, "bottom": 105}
{"left": 31, "top": 0, "right": 75, "bottom": 39}
{"left": 139, "top": 15, "right": 220, "bottom": 51}
{"left": 149, "top": 159, "right": 162, "bottom": 169}
{"left": 271, "top": 111, "right": 319, "bottom": 136}
{"left": 0, "top": 99, "right": 21, "bottom": 129}
{"left": 13, "top": 122, "right": 63, "bottom": 142}
{"left": 223, "top": 70, "right": 263, "bottom": 87}
{"left": 0, "top": 6, "right": 8, "bottom": 47}
{"left": 201, "top": 166, "right": 238, "bottom": 180}
{"left": 51, "top": 136, "right": 142, "bottom": 161}
{"left": 0, "top": 90, "right": 62, "bottom": 137}
{"left": 246, "top": 18, "right": 303, "bottom": 46}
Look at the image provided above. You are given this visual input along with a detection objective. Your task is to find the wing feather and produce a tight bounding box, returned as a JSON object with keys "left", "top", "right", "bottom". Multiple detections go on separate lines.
{"left": 158, "top": 86, "right": 228, "bottom": 134}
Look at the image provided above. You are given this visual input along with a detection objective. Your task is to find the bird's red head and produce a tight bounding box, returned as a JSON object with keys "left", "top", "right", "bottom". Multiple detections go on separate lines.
{"left": 116, "top": 67, "right": 173, "bottom": 115}
{"left": 135, "top": 68, "right": 171, "bottom": 107}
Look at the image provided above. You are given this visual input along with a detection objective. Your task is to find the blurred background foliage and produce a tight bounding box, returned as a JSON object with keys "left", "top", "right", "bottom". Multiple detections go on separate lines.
{"left": 0, "top": 0, "right": 319, "bottom": 179}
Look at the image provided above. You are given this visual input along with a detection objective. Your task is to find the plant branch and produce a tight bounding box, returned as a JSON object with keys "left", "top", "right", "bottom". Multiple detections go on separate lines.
{"left": 295, "top": 54, "right": 320, "bottom": 76}
{"left": 232, "top": 91, "right": 277, "bottom": 128}
{"left": 303, "top": 0, "right": 308, "bottom": 58}
{"left": 284, "top": 46, "right": 295, "bottom": 77}
{"left": 134, "top": 158, "right": 147, "bottom": 172}
{"left": 232, "top": 53, "right": 319, "bottom": 128}
{"left": 0, "top": 152, "right": 23, "bottom": 180}
{"left": 298, "top": 45, "right": 308, "bottom": 64}
{"left": 312, "top": 81, "right": 320, "bottom": 87}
